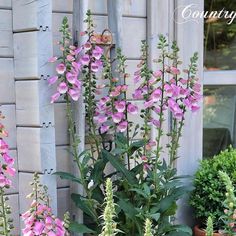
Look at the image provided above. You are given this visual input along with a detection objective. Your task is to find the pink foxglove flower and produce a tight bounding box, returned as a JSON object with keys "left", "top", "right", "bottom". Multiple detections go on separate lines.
{"left": 56, "top": 63, "right": 66, "bottom": 74}
{"left": 127, "top": 103, "right": 138, "bottom": 115}
{"left": 117, "top": 121, "right": 128, "bottom": 132}
{"left": 57, "top": 82, "right": 68, "bottom": 94}
{"left": 100, "top": 125, "right": 109, "bottom": 134}
{"left": 92, "top": 46, "right": 103, "bottom": 60}
{"left": 115, "top": 101, "right": 126, "bottom": 113}
{"left": 66, "top": 72, "right": 77, "bottom": 84}
{"left": 80, "top": 55, "right": 90, "bottom": 65}
{"left": 170, "top": 66, "right": 180, "bottom": 75}
{"left": 50, "top": 92, "right": 60, "bottom": 103}
{"left": 48, "top": 57, "right": 57, "bottom": 63}
{"left": 48, "top": 76, "right": 58, "bottom": 85}
{"left": 112, "top": 112, "right": 124, "bottom": 123}
{"left": 68, "top": 89, "right": 80, "bottom": 101}
{"left": 153, "top": 70, "right": 162, "bottom": 78}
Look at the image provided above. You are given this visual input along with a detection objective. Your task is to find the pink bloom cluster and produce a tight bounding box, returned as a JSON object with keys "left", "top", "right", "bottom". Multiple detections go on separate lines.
{"left": 49, "top": 38, "right": 103, "bottom": 103}
{"left": 22, "top": 201, "right": 67, "bottom": 236}
{"left": 94, "top": 84, "right": 138, "bottom": 133}
{"left": 0, "top": 114, "right": 15, "bottom": 188}
{"left": 133, "top": 66, "right": 201, "bottom": 123}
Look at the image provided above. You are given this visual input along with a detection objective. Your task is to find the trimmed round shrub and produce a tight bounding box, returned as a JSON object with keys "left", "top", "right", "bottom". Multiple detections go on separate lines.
{"left": 189, "top": 147, "right": 236, "bottom": 229}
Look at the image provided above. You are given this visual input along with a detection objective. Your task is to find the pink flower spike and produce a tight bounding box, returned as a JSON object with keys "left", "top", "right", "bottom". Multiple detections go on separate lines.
{"left": 80, "top": 55, "right": 90, "bottom": 65}
{"left": 66, "top": 55, "right": 75, "bottom": 62}
{"left": 127, "top": 103, "right": 138, "bottom": 115}
{"left": 72, "top": 61, "right": 82, "bottom": 72}
{"left": 133, "top": 89, "right": 143, "bottom": 99}
{"left": 66, "top": 72, "right": 77, "bottom": 84}
{"left": 0, "top": 139, "right": 9, "bottom": 154}
{"left": 170, "top": 66, "right": 180, "bottom": 75}
{"left": 153, "top": 70, "right": 162, "bottom": 78}
{"left": 57, "top": 82, "right": 68, "bottom": 94}
{"left": 74, "top": 46, "right": 82, "bottom": 55}
{"left": 91, "top": 61, "right": 102, "bottom": 73}
{"left": 151, "top": 89, "right": 161, "bottom": 102}
{"left": 48, "top": 56, "right": 57, "bottom": 63}
{"left": 115, "top": 101, "right": 126, "bottom": 113}
{"left": 3, "top": 153, "right": 14, "bottom": 165}
{"left": 6, "top": 166, "right": 16, "bottom": 177}
{"left": 94, "top": 115, "right": 107, "bottom": 124}
{"left": 180, "top": 78, "right": 187, "bottom": 85}
{"left": 100, "top": 125, "right": 109, "bottom": 134}
{"left": 152, "top": 119, "right": 160, "bottom": 128}
{"left": 48, "top": 76, "right": 58, "bottom": 85}
{"left": 56, "top": 63, "right": 66, "bottom": 74}
{"left": 34, "top": 221, "right": 44, "bottom": 235}
{"left": 112, "top": 112, "right": 124, "bottom": 123}
{"left": 92, "top": 46, "right": 103, "bottom": 60}
{"left": 191, "top": 103, "right": 200, "bottom": 112}
{"left": 84, "top": 42, "right": 92, "bottom": 51}
{"left": 50, "top": 92, "right": 60, "bottom": 103}
{"left": 121, "top": 85, "right": 128, "bottom": 92}
{"left": 144, "top": 100, "right": 154, "bottom": 109}
{"left": 117, "top": 121, "right": 128, "bottom": 133}
{"left": 68, "top": 89, "right": 80, "bottom": 101}
{"left": 134, "top": 75, "right": 141, "bottom": 84}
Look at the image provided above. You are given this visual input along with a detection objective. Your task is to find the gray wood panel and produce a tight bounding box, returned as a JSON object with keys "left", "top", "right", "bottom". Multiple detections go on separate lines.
{"left": 52, "top": 0, "right": 73, "bottom": 12}
{"left": 0, "top": 0, "right": 11, "bottom": 9}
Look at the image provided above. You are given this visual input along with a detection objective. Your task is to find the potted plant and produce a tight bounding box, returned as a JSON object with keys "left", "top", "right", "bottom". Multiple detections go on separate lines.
{"left": 190, "top": 147, "right": 236, "bottom": 235}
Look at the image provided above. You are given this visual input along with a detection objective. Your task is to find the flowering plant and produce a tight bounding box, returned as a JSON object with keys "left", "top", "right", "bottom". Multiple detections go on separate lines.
{"left": 21, "top": 173, "right": 69, "bottom": 236}
{"left": 49, "top": 10, "right": 201, "bottom": 236}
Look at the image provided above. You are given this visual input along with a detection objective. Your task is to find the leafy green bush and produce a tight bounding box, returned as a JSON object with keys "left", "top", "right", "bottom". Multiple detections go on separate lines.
{"left": 190, "top": 147, "right": 236, "bottom": 229}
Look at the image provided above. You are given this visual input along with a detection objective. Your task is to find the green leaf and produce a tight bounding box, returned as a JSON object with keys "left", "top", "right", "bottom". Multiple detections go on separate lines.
{"left": 71, "top": 194, "right": 97, "bottom": 221}
{"left": 69, "top": 221, "right": 95, "bottom": 234}
{"left": 53, "top": 172, "right": 81, "bottom": 184}
{"left": 102, "top": 150, "right": 137, "bottom": 184}
{"left": 90, "top": 158, "right": 108, "bottom": 184}
{"left": 117, "top": 198, "right": 139, "bottom": 219}
{"left": 128, "top": 140, "right": 145, "bottom": 155}
{"left": 149, "top": 213, "right": 160, "bottom": 221}
{"left": 130, "top": 188, "right": 148, "bottom": 198}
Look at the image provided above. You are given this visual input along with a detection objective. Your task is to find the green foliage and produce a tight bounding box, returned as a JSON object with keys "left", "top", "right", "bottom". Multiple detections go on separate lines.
{"left": 0, "top": 190, "right": 13, "bottom": 236}
{"left": 206, "top": 216, "right": 213, "bottom": 236}
{"left": 190, "top": 147, "right": 236, "bottom": 229}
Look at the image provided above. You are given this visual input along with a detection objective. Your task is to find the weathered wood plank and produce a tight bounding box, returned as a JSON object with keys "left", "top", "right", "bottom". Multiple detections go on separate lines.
{"left": 8, "top": 194, "right": 20, "bottom": 235}
{"left": 0, "top": 105, "right": 16, "bottom": 149}
{"left": 15, "top": 80, "right": 54, "bottom": 126}
{"left": 122, "top": 17, "right": 146, "bottom": 58}
{"left": 93, "top": 15, "right": 108, "bottom": 32}
{"left": 56, "top": 146, "right": 70, "bottom": 188}
{"left": 57, "top": 188, "right": 70, "bottom": 219}
{"left": 12, "top": 0, "right": 52, "bottom": 32}
{"left": 52, "top": 0, "right": 73, "bottom": 12}
{"left": 54, "top": 103, "right": 69, "bottom": 146}
{"left": 0, "top": 58, "right": 14, "bottom": 104}
{"left": 123, "top": 0, "right": 146, "bottom": 17}
{"left": 17, "top": 127, "right": 56, "bottom": 172}
{"left": 0, "top": 10, "right": 13, "bottom": 57}
{"left": 89, "top": 0, "right": 107, "bottom": 14}
{"left": 5, "top": 150, "right": 18, "bottom": 194}
{"left": 0, "top": 0, "right": 11, "bottom": 9}
{"left": 14, "top": 31, "right": 52, "bottom": 79}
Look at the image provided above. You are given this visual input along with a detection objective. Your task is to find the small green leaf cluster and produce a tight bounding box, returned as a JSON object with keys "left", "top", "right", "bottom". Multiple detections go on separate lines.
{"left": 190, "top": 147, "right": 236, "bottom": 229}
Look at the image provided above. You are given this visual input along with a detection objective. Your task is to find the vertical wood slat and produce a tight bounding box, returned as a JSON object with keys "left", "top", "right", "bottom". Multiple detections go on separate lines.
{"left": 175, "top": 0, "right": 204, "bottom": 226}
{"left": 71, "top": 1, "right": 89, "bottom": 233}
{"left": 13, "top": 0, "right": 58, "bottom": 214}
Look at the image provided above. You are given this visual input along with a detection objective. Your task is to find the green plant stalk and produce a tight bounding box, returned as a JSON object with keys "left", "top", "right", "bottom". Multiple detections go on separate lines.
{"left": 0, "top": 189, "right": 9, "bottom": 236}
{"left": 144, "top": 218, "right": 153, "bottom": 236}
{"left": 206, "top": 216, "right": 213, "bottom": 236}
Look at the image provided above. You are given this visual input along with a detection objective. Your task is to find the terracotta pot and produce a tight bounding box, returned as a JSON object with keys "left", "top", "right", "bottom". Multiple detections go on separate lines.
{"left": 194, "top": 225, "right": 223, "bottom": 236}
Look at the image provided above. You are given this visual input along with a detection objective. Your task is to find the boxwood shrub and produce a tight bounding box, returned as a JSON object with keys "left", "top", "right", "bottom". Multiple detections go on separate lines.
{"left": 189, "top": 147, "right": 236, "bottom": 229}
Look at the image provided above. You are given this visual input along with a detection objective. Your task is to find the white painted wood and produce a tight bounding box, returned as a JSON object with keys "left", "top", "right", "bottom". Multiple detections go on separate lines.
{"left": 5, "top": 150, "right": 18, "bottom": 195}
{"left": 17, "top": 127, "right": 56, "bottom": 172}
{"left": 89, "top": 0, "right": 107, "bottom": 14}
{"left": 54, "top": 103, "right": 69, "bottom": 146}
{"left": 19, "top": 172, "right": 57, "bottom": 214}
{"left": 52, "top": 13, "right": 73, "bottom": 56}
{"left": 175, "top": 0, "right": 204, "bottom": 226}
{"left": 7, "top": 194, "right": 20, "bottom": 235}
{"left": 14, "top": 31, "right": 52, "bottom": 79}
{"left": 0, "top": 0, "right": 11, "bottom": 9}
{"left": 93, "top": 15, "right": 108, "bottom": 32}
{"left": 123, "top": 0, "right": 146, "bottom": 17}
{"left": 56, "top": 146, "right": 70, "bottom": 188}
{"left": 12, "top": 0, "right": 52, "bottom": 32}
{"left": 0, "top": 105, "right": 16, "bottom": 149}
{"left": 204, "top": 70, "right": 236, "bottom": 85}
{"left": 52, "top": 0, "right": 73, "bottom": 13}
{"left": 0, "top": 58, "right": 15, "bottom": 104}
{"left": 57, "top": 188, "right": 70, "bottom": 219}
{"left": 122, "top": 17, "right": 146, "bottom": 58}
{"left": 0, "top": 10, "right": 13, "bottom": 57}
{"left": 15, "top": 80, "right": 54, "bottom": 126}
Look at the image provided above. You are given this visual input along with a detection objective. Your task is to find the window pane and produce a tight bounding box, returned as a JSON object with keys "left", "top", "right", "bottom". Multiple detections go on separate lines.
{"left": 203, "top": 86, "right": 236, "bottom": 157}
{"left": 204, "top": 1, "right": 236, "bottom": 70}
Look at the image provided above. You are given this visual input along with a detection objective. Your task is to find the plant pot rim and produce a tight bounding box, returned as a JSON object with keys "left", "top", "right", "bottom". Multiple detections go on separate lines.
{"left": 194, "top": 225, "right": 224, "bottom": 236}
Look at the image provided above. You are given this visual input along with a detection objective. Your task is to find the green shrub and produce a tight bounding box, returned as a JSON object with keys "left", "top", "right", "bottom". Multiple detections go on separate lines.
{"left": 190, "top": 147, "right": 236, "bottom": 229}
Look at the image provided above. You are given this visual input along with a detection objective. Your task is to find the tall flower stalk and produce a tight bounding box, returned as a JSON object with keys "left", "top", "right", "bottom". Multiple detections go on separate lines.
{"left": 206, "top": 216, "right": 213, "bottom": 236}
{"left": 144, "top": 219, "right": 153, "bottom": 236}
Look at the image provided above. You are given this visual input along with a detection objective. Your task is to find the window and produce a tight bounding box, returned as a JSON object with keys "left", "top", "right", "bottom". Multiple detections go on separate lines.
{"left": 203, "top": 0, "right": 236, "bottom": 157}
